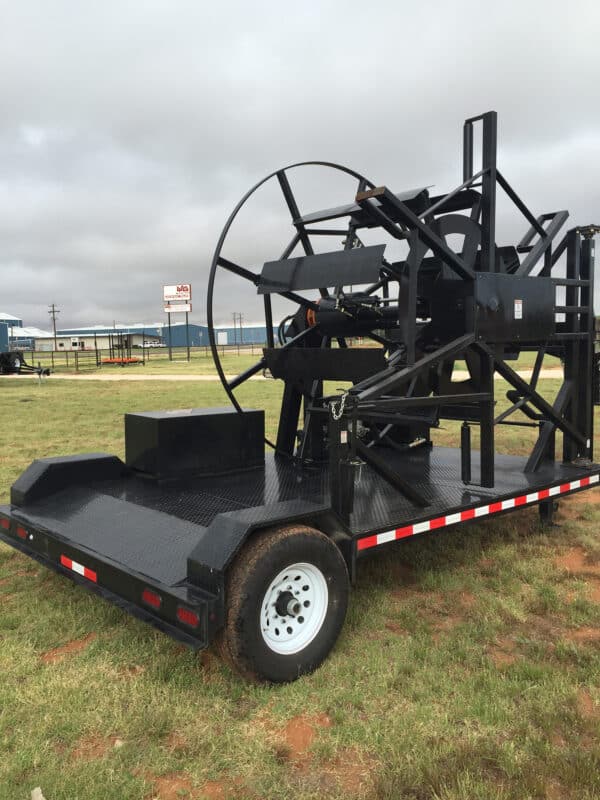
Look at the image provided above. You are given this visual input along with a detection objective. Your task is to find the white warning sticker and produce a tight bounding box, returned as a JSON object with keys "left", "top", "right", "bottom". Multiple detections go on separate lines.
{"left": 514, "top": 299, "right": 523, "bottom": 320}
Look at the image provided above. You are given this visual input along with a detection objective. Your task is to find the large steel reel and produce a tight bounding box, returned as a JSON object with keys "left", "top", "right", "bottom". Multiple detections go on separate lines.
{"left": 206, "top": 162, "right": 380, "bottom": 415}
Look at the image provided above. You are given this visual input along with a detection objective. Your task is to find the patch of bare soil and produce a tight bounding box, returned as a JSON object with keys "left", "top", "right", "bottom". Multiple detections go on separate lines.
{"left": 119, "top": 663, "right": 146, "bottom": 677}
{"left": 275, "top": 713, "right": 332, "bottom": 766}
{"left": 143, "top": 772, "right": 245, "bottom": 800}
{"left": 459, "top": 591, "right": 476, "bottom": 609}
{"left": 165, "top": 731, "right": 188, "bottom": 752}
{"left": 431, "top": 613, "right": 463, "bottom": 643}
{"left": 488, "top": 636, "right": 518, "bottom": 667}
{"left": 145, "top": 772, "right": 196, "bottom": 800}
{"left": 197, "top": 778, "right": 246, "bottom": 800}
{"left": 565, "top": 627, "right": 600, "bottom": 643}
{"left": 0, "top": 577, "right": 11, "bottom": 587}
{"left": 586, "top": 578, "right": 600, "bottom": 602}
{"left": 72, "top": 734, "right": 123, "bottom": 760}
{"left": 384, "top": 621, "right": 406, "bottom": 635}
{"left": 320, "top": 746, "right": 378, "bottom": 797}
{"left": 577, "top": 689, "right": 599, "bottom": 720}
{"left": 41, "top": 633, "right": 96, "bottom": 664}
{"left": 555, "top": 547, "right": 600, "bottom": 576}
{"left": 544, "top": 779, "right": 565, "bottom": 800}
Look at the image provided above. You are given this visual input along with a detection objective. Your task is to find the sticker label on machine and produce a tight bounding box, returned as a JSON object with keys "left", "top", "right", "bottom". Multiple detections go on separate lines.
{"left": 514, "top": 298, "right": 523, "bottom": 319}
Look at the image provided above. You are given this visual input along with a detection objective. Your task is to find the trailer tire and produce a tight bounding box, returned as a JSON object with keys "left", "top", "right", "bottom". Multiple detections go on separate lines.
{"left": 9, "top": 352, "right": 22, "bottom": 373}
{"left": 217, "top": 524, "right": 349, "bottom": 683}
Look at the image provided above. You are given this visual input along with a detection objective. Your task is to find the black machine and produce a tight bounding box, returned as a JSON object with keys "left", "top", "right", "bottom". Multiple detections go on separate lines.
{"left": 2, "top": 112, "right": 599, "bottom": 682}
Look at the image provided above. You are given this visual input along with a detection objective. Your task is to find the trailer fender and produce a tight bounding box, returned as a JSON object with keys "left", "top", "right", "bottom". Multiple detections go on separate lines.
{"left": 186, "top": 500, "right": 350, "bottom": 596}
{"left": 11, "top": 454, "right": 127, "bottom": 506}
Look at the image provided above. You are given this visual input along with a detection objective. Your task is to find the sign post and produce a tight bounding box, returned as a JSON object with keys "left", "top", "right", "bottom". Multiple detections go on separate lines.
{"left": 185, "top": 311, "right": 190, "bottom": 361}
{"left": 163, "top": 284, "right": 192, "bottom": 362}
{"left": 167, "top": 312, "right": 172, "bottom": 361}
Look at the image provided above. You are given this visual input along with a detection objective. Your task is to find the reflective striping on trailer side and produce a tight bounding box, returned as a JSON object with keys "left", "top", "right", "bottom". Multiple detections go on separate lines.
{"left": 59, "top": 554, "right": 98, "bottom": 583}
{"left": 356, "top": 474, "right": 599, "bottom": 552}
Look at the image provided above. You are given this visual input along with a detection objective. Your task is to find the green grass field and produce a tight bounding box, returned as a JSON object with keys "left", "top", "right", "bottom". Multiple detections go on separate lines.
{"left": 0, "top": 373, "right": 599, "bottom": 800}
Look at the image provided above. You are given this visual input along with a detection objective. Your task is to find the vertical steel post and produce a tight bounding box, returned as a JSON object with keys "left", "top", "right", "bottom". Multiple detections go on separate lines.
{"left": 463, "top": 122, "right": 473, "bottom": 182}
{"left": 563, "top": 230, "right": 581, "bottom": 462}
{"left": 479, "top": 349, "right": 495, "bottom": 487}
{"left": 578, "top": 233, "right": 595, "bottom": 460}
{"left": 460, "top": 422, "right": 471, "bottom": 483}
{"left": 481, "top": 112, "right": 497, "bottom": 273}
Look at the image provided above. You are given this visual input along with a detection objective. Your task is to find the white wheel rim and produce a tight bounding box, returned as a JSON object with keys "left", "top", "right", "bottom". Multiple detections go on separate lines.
{"left": 260, "top": 562, "right": 328, "bottom": 655}
{"left": 13, "top": 358, "right": 20, "bottom": 368}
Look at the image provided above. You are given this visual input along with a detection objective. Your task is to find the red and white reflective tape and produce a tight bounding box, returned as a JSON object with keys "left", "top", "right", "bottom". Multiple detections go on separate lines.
{"left": 60, "top": 554, "right": 97, "bottom": 583}
{"left": 357, "top": 474, "right": 600, "bottom": 552}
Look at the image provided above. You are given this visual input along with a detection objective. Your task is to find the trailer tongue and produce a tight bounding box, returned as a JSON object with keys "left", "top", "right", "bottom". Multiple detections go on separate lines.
{"left": 2, "top": 112, "right": 599, "bottom": 682}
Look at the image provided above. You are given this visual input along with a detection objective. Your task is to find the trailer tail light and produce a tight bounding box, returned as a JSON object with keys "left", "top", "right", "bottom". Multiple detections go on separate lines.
{"left": 0, "top": 518, "right": 9, "bottom": 530}
{"left": 60, "top": 555, "right": 97, "bottom": 583}
{"left": 176, "top": 606, "right": 200, "bottom": 628}
{"left": 16, "top": 525, "right": 28, "bottom": 539}
{"left": 142, "top": 588, "right": 162, "bottom": 609}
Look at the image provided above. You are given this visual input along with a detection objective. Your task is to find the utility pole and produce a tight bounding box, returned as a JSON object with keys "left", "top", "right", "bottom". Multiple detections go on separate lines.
{"left": 232, "top": 312, "right": 243, "bottom": 345}
{"left": 48, "top": 304, "right": 60, "bottom": 351}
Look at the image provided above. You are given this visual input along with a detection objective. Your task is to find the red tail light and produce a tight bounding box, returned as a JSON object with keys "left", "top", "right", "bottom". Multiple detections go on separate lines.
{"left": 142, "top": 588, "right": 161, "bottom": 609}
{"left": 0, "top": 518, "right": 9, "bottom": 530}
{"left": 176, "top": 607, "right": 200, "bottom": 628}
{"left": 16, "top": 526, "right": 27, "bottom": 539}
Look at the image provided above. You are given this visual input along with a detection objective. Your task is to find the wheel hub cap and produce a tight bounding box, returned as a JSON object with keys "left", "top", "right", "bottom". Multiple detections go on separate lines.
{"left": 260, "top": 562, "right": 328, "bottom": 655}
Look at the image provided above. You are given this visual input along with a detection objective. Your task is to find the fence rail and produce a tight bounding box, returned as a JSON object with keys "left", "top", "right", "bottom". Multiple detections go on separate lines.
{"left": 16, "top": 343, "right": 268, "bottom": 373}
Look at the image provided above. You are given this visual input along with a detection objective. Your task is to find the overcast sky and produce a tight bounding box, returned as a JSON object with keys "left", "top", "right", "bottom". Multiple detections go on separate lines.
{"left": 2, "top": 0, "right": 600, "bottom": 330}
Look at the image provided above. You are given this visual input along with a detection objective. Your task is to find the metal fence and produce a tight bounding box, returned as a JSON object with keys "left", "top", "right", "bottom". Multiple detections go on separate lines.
{"left": 19, "top": 343, "right": 267, "bottom": 373}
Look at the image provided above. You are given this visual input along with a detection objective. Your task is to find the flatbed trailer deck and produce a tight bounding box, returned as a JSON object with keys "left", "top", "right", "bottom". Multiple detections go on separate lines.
{"left": 1, "top": 448, "right": 598, "bottom": 650}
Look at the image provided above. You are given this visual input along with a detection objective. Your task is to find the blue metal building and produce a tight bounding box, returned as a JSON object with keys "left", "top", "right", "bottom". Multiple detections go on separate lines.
{"left": 0, "top": 312, "right": 24, "bottom": 329}
{"left": 54, "top": 321, "right": 275, "bottom": 348}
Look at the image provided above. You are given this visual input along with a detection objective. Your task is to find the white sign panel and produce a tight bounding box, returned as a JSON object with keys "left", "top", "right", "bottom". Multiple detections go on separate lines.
{"left": 164, "top": 303, "right": 192, "bottom": 313}
{"left": 163, "top": 283, "right": 192, "bottom": 302}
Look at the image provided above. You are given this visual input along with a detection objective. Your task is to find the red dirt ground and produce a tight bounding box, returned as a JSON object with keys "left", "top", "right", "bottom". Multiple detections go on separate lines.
{"left": 577, "top": 689, "right": 599, "bottom": 720}
{"left": 281, "top": 712, "right": 332, "bottom": 764}
{"left": 41, "top": 633, "right": 96, "bottom": 664}
{"left": 488, "top": 636, "right": 518, "bottom": 667}
{"left": 143, "top": 771, "right": 246, "bottom": 800}
{"left": 554, "top": 547, "right": 600, "bottom": 576}
{"left": 565, "top": 627, "right": 600, "bottom": 643}
{"left": 71, "top": 734, "right": 123, "bottom": 760}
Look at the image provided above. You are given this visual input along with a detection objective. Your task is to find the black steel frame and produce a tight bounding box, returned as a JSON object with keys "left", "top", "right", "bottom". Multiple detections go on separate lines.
{"left": 207, "top": 112, "right": 597, "bottom": 524}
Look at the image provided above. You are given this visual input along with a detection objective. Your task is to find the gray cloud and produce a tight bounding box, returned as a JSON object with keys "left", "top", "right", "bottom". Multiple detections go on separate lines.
{"left": 1, "top": 0, "right": 600, "bottom": 329}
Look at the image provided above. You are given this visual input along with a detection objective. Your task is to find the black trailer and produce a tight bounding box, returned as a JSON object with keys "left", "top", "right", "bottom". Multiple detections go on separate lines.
{"left": 0, "top": 350, "right": 50, "bottom": 376}
{"left": 1, "top": 112, "right": 599, "bottom": 682}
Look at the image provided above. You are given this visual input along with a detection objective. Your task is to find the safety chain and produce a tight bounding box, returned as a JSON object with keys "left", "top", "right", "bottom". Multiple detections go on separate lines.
{"left": 330, "top": 392, "right": 348, "bottom": 421}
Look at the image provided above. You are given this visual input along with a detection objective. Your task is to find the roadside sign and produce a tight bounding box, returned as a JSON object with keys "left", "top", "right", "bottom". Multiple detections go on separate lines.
{"left": 163, "top": 284, "right": 192, "bottom": 302}
{"left": 164, "top": 303, "right": 192, "bottom": 313}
